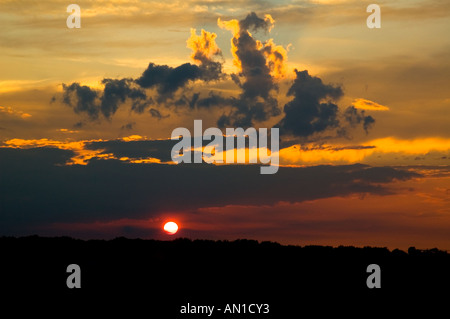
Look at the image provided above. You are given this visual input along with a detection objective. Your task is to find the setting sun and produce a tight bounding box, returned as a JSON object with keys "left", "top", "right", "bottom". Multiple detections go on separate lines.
{"left": 163, "top": 222, "right": 179, "bottom": 235}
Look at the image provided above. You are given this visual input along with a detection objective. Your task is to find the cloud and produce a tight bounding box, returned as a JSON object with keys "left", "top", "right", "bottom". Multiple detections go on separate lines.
{"left": 367, "top": 137, "right": 450, "bottom": 155}
{"left": 276, "top": 69, "right": 376, "bottom": 138}
{"left": 62, "top": 83, "right": 100, "bottom": 120}
{"left": 276, "top": 69, "right": 342, "bottom": 137}
{"left": 60, "top": 62, "right": 206, "bottom": 119}
{"left": 352, "top": 98, "right": 389, "bottom": 111}
{"left": 135, "top": 63, "right": 201, "bottom": 96}
{"left": 262, "top": 38, "right": 289, "bottom": 79}
{"left": 279, "top": 137, "right": 450, "bottom": 166}
{"left": 120, "top": 122, "right": 135, "bottom": 131}
{"left": 0, "top": 106, "right": 32, "bottom": 119}
{"left": 84, "top": 139, "right": 176, "bottom": 162}
{"left": 57, "top": 128, "right": 79, "bottom": 134}
{"left": 61, "top": 79, "right": 149, "bottom": 121}
{"left": 186, "top": 28, "right": 223, "bottom": 81}
{"left": 0, "top": 145, "right": 421, "bottom": 235}
{"left": 101, "top": 78, "right": 148, "bottom": 118}
{"left": 343, "top": 105, "right": 376, "bottom": 134}
{"left": 60, "top": 29, "right": 223, "bottom": 120}
{"left": 187, "top": 28, "right": 222, "bottom": 64}
{"left": 363, "top": 116, "right": 375, "bottom": 133}
{"left": 217, "top": 12, "right": 288, "bottom": 127}
{"left": 135, "top": 28, "right": 223, "bottom": 99}
{"left": 196, "top": 92, "right": 229, "bottom": 109}
{"left": 149, "top": 108, "right": 169, "bottom": 119}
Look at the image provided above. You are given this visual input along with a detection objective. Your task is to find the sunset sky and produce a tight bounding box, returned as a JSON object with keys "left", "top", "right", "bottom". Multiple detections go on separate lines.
{"left": 1, "top": 0, "right": 449, "bottom": 250}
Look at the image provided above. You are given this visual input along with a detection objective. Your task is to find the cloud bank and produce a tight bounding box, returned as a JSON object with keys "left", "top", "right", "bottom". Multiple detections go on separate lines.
{"left": 0, "top": 145, "right": 420, "bottom": 235}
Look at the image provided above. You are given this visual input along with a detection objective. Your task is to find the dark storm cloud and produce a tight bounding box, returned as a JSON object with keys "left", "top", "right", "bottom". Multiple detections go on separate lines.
{"left": 101, "top": 78, "right": 148, "bottom": 119}
{"left": 363, "top": 116, "right": 375, "bottom": 133}
{"left": 239, "top": 11, "right": 272, "bottom": 32}
{"left": 85, "top": 139, "right": 176, "bottom": 162}
{"left": 344, "top": 106, "right": 376, "bottom": 134}
{"left": 276, "top": 69, "right": 375, "bottom": 138}
{"left": 59, "top": 24, "right": 223, "bottom": 121}
{"left": 276, "top": 69, "right": 342, "bottom": 137}
{"left": 196, "top": 92, "right": 230, "bottom": 109}
{"left": 62, "top": 83, "right": 99, "bottom": 119}
{"left": 217, "top": 12, "right": 280, "bottom": 128}
{"left": 197, "top": 60, "right": 224, "bottom": 82}
{"left": 120, "top": 122, "right": 135, "bottom": 131}
{"left": 62, "top": 79, "right": 148, "bottom": 121}
{"left": 73, "top": 121, "right": 84, "bottom": 128}
{"left": 0, "top": 146, "right": 420, "bottom": 235}
{"left": 174, "top": 93, "right": 201, "bottom": 109}
{"left": 135, "top": 60, "right": 222, "bottom": 99}
{"left": 0, "top": 147, "right": 75, "bottom": 168}
{"left": 149, "top": 108, "right": 169, "bottom": 119}
{"left": 60, "top": 58, "right": 223, "bottom": 120}
{"left": 182, "top": 92, "right": 200, "bottom": 109}
{"left": 86, "top": 136, "right": 254, "bottom": 163}
{"left": 135, "top": 62, "right": 201, "bottom": 96}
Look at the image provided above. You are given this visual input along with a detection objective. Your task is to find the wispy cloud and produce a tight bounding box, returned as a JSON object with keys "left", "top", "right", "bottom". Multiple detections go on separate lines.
{"left": 0, "top": 106, "right": 31, "bottom": 119}
{"left": 352, "top": 98, "right": 389, "bottom": 111}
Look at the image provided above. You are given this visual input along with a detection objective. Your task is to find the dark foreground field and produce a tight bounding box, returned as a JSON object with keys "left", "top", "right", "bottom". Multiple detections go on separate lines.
{"left": 1, "top": 236, "right": 449, "bottom": 316}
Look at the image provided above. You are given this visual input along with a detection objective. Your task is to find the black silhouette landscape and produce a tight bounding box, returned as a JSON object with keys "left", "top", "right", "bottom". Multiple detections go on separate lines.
{"left": 2, "top": 236, "right": 449, "bottom": 316}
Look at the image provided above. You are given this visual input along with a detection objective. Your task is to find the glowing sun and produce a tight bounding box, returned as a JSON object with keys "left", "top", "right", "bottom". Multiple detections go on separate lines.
{"left": 163, "top": 221, "right": 179, "bottom": 235}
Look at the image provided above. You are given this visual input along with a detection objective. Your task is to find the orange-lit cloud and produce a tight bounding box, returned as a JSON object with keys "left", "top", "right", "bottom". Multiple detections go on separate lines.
{"left": 217, "top": 18, "right": 241, "bottom": 70}
{"left": 3, "top": 138, "right": 113, "bottom": 165}
{"left": 2, "top": 136, "right": 174, "bottom": 165}
{"left": 352, "top": 98, "right": 389, "bottom": 111}
{"left": 263, "top": 14, "right": 275, "bottom": 31}
{"left": 58, "top": 128, "right": 79, "bottom": 134}
{"left": 217, "top": 14, "right": 288, "bottom": 78}
{"left": 4, "top": 135, "right": 449, "bottom": 168}
{"left": 367, "top": 137, "right": 450, "bottom": 154}
{"left": 0, "top": 106, "right": 32, "bottom": 119}
{"left": 121, "top": 135, "right": 145, "bottom": 142}
{"left": 186, "top": 28, "right": 222, "bottom": 65}
{"left": 279, "top": 144, "right": 374, "bottom": 165}
{"left": 119, "top": 156, "right": 162, "bottom": 164}
{"left": 262, "top": 38, "right": 289, "bottom": 79}
{"left": 279, "top": 137, "right": 450, "bottom": 165}
{"left": 4, "top": 138, "right": 86, "bottom": 149}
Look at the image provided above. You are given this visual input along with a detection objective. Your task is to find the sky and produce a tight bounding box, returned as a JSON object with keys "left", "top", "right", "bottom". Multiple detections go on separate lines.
{"left": 1, "top": 0, "right": 449, "bottom": 250}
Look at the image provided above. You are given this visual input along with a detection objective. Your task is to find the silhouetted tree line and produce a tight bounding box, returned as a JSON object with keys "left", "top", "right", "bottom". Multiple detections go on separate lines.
{"left": 1, "top": 236, "right": 448, "bottom": 316}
